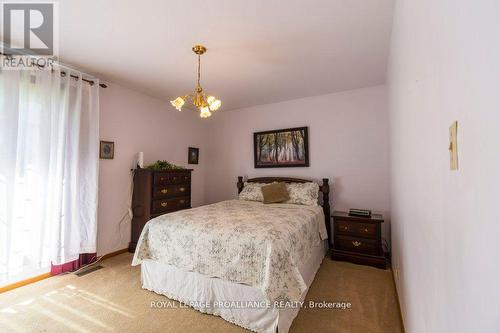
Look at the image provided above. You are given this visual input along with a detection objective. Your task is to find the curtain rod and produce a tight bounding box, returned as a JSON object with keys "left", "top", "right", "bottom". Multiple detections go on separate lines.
{"left": 0, "top": 51, "right": 107, "bottom": 88}
{"left": 59, "top": 71, "right": 107, "bottom": 88}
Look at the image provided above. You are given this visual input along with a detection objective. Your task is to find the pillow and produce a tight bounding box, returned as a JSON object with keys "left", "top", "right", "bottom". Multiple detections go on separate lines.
{"left": 261, "top": 182, "right": 289, "bottom": 204}
{"left": 238, "top": 182, "right": 266, "bottom": 202}
{"left": 284, "top": 182, "right": 319, "bottom": 206}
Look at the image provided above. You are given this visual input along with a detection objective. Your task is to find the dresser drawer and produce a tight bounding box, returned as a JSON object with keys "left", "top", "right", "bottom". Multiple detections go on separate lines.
{"left": 153, "top": 183, "right": 190, "bottom": 198}
{"left": 336, "top": 220, "right": 377, "bottom": 238}
{"left": 335, "top": 236, "right": 379, "bottom": 255}
{"left": 152, "top": 196, "right": 190, "bottom": 214}
{"left": 154, "top": 172, "right": 191, "bottom": 185}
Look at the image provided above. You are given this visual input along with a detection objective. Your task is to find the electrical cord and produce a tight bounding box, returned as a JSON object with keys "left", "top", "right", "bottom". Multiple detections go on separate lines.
{"left": 71, "top": 254, "right": 103, "bottom": 275}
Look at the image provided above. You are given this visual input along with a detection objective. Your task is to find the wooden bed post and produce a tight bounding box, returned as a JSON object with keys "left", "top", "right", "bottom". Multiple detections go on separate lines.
{"left": 322, "top": 178, "right": 331, "bottom": 250}
{"left": 237, "top": 176, "right": 244, "bottom": 194}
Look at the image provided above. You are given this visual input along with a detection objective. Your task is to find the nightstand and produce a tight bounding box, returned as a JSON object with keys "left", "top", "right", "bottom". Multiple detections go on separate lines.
{"left": 331, "top": 211, "right": 386, "bottom": 269}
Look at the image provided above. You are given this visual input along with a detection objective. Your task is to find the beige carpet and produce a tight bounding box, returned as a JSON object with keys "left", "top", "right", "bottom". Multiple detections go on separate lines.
{"left": 0, "top": 253, "right": 403, "bottom": 333}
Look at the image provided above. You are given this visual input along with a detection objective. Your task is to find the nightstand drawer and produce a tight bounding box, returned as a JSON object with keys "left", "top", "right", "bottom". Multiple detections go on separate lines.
{"left": 336, "top": 236, "right": 379, "bottom": 255}
{"left": 336, "top": 220, "right": 377, "bottom": 238}
{"left": 331, "top": 211, "right": 385, "bottom": 269}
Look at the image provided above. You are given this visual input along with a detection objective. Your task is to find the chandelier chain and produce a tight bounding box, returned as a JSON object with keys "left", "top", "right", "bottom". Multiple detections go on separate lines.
{"left": 197, "top": 55, "right": 201, "bottom": 88}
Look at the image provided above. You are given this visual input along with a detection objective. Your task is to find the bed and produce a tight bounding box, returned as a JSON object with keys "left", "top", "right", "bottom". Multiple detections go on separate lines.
{"left": 132, "top": 176, "right": 331, "bottom": 333}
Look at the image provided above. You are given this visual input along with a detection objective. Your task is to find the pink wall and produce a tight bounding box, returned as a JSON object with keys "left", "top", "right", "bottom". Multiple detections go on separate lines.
{"left": 388, "top": 0, "right": 500, "bottom": 331}
{"left": 205, "top": 85, "right": 391, "bottom": 240}
{"left": 97, "top": 84, "right": 390, "bottom": 255}
{"left": 98, "top": 83, "right": 208, "bottom": 256}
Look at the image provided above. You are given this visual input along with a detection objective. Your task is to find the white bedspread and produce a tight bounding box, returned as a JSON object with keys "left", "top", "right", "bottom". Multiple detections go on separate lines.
{"left": 132, "top": 200, "right": 327, "bottom": 302}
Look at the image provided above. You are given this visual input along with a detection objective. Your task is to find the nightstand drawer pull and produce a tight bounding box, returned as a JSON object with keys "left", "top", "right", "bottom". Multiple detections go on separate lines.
{"left": 161, "top": 189, "right": 168, "bottom": 194}
{"left": 344, "top": 226, "right": 348, "bottom": 230}
{"left": 179, "top": 199, "right": 186, "bottom": 204}
{"left": 352, "top": 241, "right": 362, "bottom": 247}
{"left": 160, "top": 202, "right": 168, "bottom": 207}
{"left": 363, "top": 228, "right": 368, "bottom": 232}
{"left": 180, "top": 187, "right": 186, "bottom": 192}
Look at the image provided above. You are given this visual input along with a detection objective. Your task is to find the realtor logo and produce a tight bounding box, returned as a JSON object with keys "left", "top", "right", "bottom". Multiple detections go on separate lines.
{"left": 2, "top": 2, "right": 57, "bottom": 56}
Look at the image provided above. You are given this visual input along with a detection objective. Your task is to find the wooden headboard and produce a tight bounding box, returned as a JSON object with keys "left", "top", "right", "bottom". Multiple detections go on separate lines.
{"left": 237, "top": 176, "right": 331, "bottom": 248}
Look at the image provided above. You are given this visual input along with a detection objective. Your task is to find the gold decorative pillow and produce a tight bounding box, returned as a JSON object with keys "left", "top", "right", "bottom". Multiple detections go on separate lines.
{"left": 261, "top": 182, "right": 290, "bottom": 204}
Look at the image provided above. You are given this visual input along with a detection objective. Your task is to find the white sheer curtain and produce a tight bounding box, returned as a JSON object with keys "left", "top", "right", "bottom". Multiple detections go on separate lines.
{"left": 0, "top": 66, "right": 99, "bottom": 285}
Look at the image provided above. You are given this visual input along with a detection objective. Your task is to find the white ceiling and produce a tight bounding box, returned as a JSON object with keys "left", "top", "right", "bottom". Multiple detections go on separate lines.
{"left": 56, "top": 0, "right": 394, "bottom": 111}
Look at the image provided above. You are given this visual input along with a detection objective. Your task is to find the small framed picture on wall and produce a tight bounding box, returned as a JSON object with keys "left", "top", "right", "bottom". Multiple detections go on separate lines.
{"left": 188, "top": 147, "right": 199, "bottom": 164}
{"left": 100, "top": 141, "right": 114, "bottom": 159}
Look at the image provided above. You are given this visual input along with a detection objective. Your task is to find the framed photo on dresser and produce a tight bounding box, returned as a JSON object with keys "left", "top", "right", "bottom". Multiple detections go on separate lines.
{"left": 254, "top": 127, "right": 309, "bottom": 168}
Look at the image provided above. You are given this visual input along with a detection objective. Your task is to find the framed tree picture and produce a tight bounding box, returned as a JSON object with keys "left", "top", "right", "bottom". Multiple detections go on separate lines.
{"left": 254, "top": 127, "right": 309, "bottom": 168}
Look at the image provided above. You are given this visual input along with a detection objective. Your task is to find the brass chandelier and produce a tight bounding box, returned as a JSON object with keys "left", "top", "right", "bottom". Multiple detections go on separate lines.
{"left": 170, "top": 45, "right": 221, "bottom": 118}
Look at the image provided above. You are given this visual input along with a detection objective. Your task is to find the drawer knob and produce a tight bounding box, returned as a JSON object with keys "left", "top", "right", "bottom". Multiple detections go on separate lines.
{"left": 160, "top": 202, "right": 168, "bottom": 207}
{"left": 161, "top": 189, "right": 168, "bottom": 194}
{"left": 180, "top": 187, "right": 185, "bottom": 192}
{"left": 160, "top": 177, "right": 165, "bottom": 181}
{"left": 363, "top": 228, "right": 368, "bottom": 232}
{"left": 343, "top": 226, "right": 348, "bottom": 230}
{"left": 179, "top": 199, "right": 185, "bottom": 204}
{"left": 173, "top": 177, "right": 177, "bottom": 180}
{"left": 352, "top": 241, "right": 362, "bottom": 247}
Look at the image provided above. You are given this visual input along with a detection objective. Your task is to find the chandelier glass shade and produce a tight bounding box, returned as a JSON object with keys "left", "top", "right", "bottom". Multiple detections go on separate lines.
{"left": 170, "top": 45, "right": 221, "bottom": 118}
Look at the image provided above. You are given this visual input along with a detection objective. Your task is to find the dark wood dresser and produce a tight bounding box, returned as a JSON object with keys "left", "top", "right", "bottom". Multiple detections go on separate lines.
{"left": 331, "top": 211, "right": 386, "bottom": 269}
{"left": 128, "top": 168, "right": 193, "bottom": 252}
